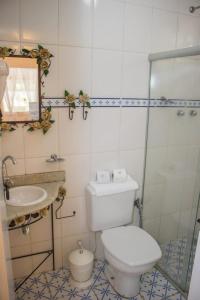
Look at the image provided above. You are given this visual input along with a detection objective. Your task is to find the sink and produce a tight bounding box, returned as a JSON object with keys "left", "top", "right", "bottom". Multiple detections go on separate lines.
{"left": 6, "top": 186, "right": 47, "bottom": 207}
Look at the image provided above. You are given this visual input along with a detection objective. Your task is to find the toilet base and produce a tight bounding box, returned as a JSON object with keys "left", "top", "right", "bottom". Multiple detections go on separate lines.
{"left": 105, "top": 263, "right": 140, "bottom": 298}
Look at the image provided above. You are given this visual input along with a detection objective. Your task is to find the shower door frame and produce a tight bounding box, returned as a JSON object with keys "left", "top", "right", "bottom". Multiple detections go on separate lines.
{"left": 141, "top": 46, "right": 200, "bottom": 297}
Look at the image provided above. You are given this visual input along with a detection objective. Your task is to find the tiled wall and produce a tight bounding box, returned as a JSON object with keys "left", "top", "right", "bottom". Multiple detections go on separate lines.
{"left": 1, "top": 0, "right": 200, "bottom": 279}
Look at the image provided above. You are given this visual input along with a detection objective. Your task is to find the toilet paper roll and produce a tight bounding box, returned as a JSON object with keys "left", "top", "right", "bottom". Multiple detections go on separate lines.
{"left": 96, "top": 170, "right": 111, "bottom": 184}
{"left": 112, "top": 168, "right": 127, "bottom": 183}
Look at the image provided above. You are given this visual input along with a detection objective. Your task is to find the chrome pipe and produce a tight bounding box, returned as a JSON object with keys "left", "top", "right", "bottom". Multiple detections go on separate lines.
{"left": 189, "top": 5, "right": 200, "bottom": 13}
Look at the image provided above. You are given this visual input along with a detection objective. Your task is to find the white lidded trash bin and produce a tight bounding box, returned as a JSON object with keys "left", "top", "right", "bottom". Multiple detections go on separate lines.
{"left": 69, "top": 241, "right": 94, "bottom": 289}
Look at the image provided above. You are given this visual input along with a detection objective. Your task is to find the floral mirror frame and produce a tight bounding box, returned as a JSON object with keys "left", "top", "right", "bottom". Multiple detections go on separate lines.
{"left": 0, "top": 45, "right": 54, "bottom": 134}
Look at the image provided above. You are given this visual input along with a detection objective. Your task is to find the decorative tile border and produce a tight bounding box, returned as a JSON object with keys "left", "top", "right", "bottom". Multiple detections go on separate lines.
{"left": 42, "top": 97, "right": 200, "bottom": 108}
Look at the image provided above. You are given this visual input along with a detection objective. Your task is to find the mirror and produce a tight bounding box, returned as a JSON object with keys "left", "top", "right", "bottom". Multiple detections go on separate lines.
{"left": 1, "top": 56, "right": 41, "bottom": 123}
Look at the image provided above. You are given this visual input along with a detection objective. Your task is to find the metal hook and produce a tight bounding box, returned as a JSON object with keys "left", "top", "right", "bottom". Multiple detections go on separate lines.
{"left": 69, "top": 106, "right": 74, "bottom": 120}
{"left": 82, "top": 105, "right": 88, "bottom": 120}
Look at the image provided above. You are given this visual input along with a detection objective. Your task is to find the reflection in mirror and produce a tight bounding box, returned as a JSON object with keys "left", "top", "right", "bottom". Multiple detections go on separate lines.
{"left": 1, "top": 56, "right": 40, "bottom": 123}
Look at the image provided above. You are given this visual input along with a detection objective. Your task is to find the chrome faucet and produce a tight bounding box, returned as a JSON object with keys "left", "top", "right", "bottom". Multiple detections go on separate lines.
{"left": 2, "top": 155, "right": 16, "bottom": 200}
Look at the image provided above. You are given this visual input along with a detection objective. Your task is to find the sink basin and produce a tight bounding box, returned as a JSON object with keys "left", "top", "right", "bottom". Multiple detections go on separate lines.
{"left": 6, "top": 186, "right": 47, "bottom": 207}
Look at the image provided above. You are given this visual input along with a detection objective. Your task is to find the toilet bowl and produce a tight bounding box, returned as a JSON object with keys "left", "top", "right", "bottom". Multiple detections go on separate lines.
{"left": 101, "top": 225, "right": 162, "bottom": 298}
{"left": 86, "top": 176, "right": 162, "bottom": 298}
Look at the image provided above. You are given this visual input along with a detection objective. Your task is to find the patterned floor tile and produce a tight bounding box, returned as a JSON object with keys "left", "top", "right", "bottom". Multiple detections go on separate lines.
{"left": 165, "top": 293, "right": 186, "bottom": 300}
{"left": 15, "top": 259, "right": 185, "bottom": 300}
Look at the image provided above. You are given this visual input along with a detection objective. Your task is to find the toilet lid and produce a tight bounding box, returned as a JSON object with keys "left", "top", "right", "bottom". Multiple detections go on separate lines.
{"left": 101, "top": 226, "right": 162, "bottom": 267}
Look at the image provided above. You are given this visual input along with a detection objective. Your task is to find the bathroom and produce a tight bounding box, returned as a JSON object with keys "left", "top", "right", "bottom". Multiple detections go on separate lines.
{"left": 1, "top": 0, "right": 200, "bottom": 299}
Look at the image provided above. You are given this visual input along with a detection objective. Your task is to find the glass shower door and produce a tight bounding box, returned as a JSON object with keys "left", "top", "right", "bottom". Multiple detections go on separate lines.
{"left": 143, "top": 55, "right": 200, "bottom": 293}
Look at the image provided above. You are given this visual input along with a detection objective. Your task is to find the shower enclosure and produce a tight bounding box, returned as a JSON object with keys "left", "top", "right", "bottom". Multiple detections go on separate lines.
{"left": 143, "top": 47, "right": 200, "bottom": 295}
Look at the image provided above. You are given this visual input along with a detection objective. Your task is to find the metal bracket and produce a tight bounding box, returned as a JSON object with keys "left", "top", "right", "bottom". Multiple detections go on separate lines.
{"left": 55, "top": 187, "right": 76, "bottom": 219}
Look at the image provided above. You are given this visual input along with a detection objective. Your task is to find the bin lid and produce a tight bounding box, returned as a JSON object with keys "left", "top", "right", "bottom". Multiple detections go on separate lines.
{"left": 69, "top": 249, "right": 94, "bottom": 266}
{"left": 87, "top": 176, "right": 138, "bottom": 196}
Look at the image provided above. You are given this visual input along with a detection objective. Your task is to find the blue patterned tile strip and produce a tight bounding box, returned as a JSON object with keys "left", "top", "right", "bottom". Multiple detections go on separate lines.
{"left": 15, "top": 259, "right": 185, "bottom": 300}
{"left": 42, "top": 97, "right": 200, "bottom": 108}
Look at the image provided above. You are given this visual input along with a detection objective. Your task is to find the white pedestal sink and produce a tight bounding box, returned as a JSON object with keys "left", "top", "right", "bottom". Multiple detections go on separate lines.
{"left": 6, "top": 186, "right": 47, "bottom": 207}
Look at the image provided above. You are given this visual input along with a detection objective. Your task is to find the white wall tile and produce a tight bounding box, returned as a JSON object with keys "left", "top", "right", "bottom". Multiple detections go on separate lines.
{"left": 92, "top": 49, "right": 122, "bottom": 97}
{"left": 151, "top": 9, "right": 178, "bottom": 52}
{"left": 143, "top": 184, "right": 163, "bottom": 219}
{"left": 58, "top": 108, "right": 91, "bottom": 156}
{"left": 126, "top": 0, "right": 153, "bottom": 7}
{"left": 91, "top": 151, "right": 119, "bottom": 179}
{"left": 59, "top": 0, "right": 92, "bottom": 47}
{"left": 143, "top": 217, "right": 160, "bottom": 240}
{"left": 0, "top": 0, "right": 20, "bottom": 41}
{"left": 177, "top": 15, "right": 200, "bottom": 48}
{"left": 167, "top": 109, "right": 189, "bottom": 146}
{"left": 159, "top": 212, "right": 179, "bottom": 243}
{"left": 91, "top": 108, "right": 120, "bottom": 152}
{"left": 120, "top": 108, "right": 147, "bottom": 150}
{"left": 2, "top": 125, "right": 24, "bottom": 159}
{"left": 122, "top": 53, "right": 149, "bottom": 98}
{"left": 60, "top": 155, "right": 90, "bottom": 198}
{"left": 153, "top": 0, "right": 179, "bottom": 12}
{"left": 25, "top": 157, "right": 59, "bottom": 174}
{"left": 24, "top": 109, "right": 58, "bottom": 158}
{"left": 119, "top": 149, "right": 145, "bottom": 187}
{"left": 6, "top": 159, "right": 25, "bottom": 176}
{"left": 20, "top": 0, "right": 58, "bottom": 44}
{"left": 59, "top": 46, "right": 92, "bottom": 96}
{"left": 61, "top": 197, "right": 88, "bottom": 237}
{"left": 145, "top": 147, "right": 167, "bottom": 185}
{"left": 93, "top": 0, "right": 124, "bottom": 50}
{"left": 124, "top": 4, "right": 152, "bottom": 53}
{"left": 147, "top": 108, "right": 170, "bottom": 147}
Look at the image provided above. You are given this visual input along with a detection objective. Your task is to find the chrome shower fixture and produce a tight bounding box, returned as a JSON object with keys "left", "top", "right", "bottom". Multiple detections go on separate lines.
{"left": 189, "top": 5, "right": 200, "bottom": 13}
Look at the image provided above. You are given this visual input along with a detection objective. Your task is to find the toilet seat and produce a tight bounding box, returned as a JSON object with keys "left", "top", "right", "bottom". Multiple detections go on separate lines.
{"left": 101, "top": 226, "right": 162, "bottom": 267}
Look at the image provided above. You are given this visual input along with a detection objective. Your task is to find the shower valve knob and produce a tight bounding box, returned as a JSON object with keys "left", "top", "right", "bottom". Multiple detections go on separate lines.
{"left": 190, "top": 110, "right": 197, "bottom": 116}
{"left": 177, "top": 110, "right": 185, "bottom": 116}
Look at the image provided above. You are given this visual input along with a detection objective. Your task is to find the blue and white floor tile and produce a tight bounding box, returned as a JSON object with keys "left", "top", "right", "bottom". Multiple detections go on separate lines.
{"left": 159, "top": 237, "right": 196, "bottom": 288}
{"left": 15, "top": 260, "right": 185, "bottom": 300}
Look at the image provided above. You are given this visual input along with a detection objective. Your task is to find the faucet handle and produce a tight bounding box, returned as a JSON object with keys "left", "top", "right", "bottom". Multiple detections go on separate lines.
{"left": 4, "top": 178, "right": 14, "bottom": 187}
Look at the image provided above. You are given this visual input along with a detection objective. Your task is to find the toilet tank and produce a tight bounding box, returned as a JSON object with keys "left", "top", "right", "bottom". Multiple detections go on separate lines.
{"left": 86, "top": 176, "right": 139, "bottom": 232}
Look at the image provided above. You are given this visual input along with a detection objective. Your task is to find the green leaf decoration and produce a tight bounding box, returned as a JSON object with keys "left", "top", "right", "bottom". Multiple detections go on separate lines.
{"left": 86, "top": 101, "right": 91, "bottom": 108}
{"left": 44, "top": 69, "right": 49, "bottom": 76}
{"left": 79, "top": 90, "right": 84, "bottom": 96}
{"left": 28, "top": 127, "right": 34, "bottom": 132}
{"left": 64, "top": 90, "right": 69, "bottom": 97}
{"left": 38, "top": 44, "right": 44, "bottom": 50}
{"left": 21, "top": 48, "right": 30, "bottom": 54}
{"left": 71, "top": 102, "right": 76, "bottom": 109}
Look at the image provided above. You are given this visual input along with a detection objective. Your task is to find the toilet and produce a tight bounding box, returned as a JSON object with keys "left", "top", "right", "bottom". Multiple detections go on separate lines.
{"left": 86, "top": 176, "right": 162, "bottom": 298}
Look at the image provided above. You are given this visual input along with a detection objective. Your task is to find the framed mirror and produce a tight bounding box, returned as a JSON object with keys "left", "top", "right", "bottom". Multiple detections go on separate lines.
{"left": 1, "top": 55, "right": 41, "bottom": 123}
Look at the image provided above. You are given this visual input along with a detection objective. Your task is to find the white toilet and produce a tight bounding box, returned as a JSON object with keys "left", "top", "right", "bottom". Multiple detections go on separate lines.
{"left": 86, "top": 176, "right": 162, "bottom": 298}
